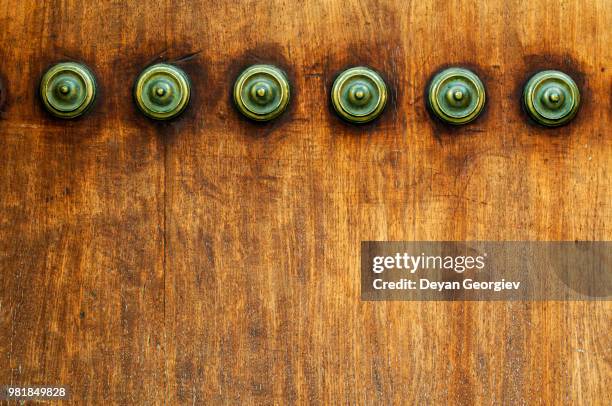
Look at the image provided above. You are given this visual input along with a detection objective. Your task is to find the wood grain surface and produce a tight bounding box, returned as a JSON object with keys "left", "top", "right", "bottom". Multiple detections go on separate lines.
{"left": 0, "top": 0, "right": 610, "bottom": 404}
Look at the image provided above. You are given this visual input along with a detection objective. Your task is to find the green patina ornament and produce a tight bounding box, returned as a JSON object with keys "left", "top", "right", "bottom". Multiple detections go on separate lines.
{"left": 523, "top": 70, "right": 580, "bottom": 127}
{"left": 428, "top": 67, "right": 486, "bottom": 125}
{"left": 134, "top": 63, "right": 191, "bottom": 120}
{"left": 40, "top": 62, "right": 97, "bottom": 119}
{"left": 233, "top": 64, "right": 290, "bottom": 121}
{"left": 331, "top": 67, "right": 387, "bottom": 123}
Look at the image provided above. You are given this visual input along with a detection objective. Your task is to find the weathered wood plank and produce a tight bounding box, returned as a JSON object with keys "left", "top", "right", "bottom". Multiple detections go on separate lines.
{"left": 0, "top": 0, "right": 610, "bottom": 404}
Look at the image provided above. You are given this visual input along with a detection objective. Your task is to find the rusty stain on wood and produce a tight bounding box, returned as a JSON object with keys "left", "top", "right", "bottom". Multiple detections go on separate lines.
{"left": 0, "top": 73, "right": 6, "bottom": 116}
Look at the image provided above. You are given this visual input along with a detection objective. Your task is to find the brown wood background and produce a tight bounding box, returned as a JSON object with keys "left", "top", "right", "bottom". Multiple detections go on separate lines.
{"left": 0, "top": 0, "right": 610, "bottom": 404}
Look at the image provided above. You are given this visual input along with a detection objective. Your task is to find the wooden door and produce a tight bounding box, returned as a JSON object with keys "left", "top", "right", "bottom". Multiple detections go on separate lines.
{"left": 0, "top": 0, "right": 610, "bottom": 404}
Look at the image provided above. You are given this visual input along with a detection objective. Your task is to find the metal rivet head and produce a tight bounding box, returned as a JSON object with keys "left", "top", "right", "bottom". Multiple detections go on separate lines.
{"left": 331, "top": 67, "right": 388, "bottom": 124}
{"left": 40, "top": 62, "right": 97, "bottom": 119}
{"left": 428, "top": 67, "right": 486, "bottom": 125}
{"left": 134, "top": 63, "right": 191, "bottom": 120}
{"left": 523, "top": 70, "right": 580, "bottom": 127}
{"left": 233, "top": 64, "right": 290, "bottom": 121}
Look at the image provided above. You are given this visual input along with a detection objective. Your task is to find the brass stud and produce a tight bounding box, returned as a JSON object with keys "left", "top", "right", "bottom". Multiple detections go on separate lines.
{"left": 523, "top": 70, "right": 580, "bottom": 127}
{"left": 233, "top": 64, "right": 290, "bottom": 121}
{"left": 134, "top": 63, "right": 191, "bottom": 120}
{"left": 40, "top": 62, "right": 97, "bottom": 119}
{"left": 428, "top": 67, "right": 486, "bottom": 125}
{"left": 331, "top": 67, "right": 388, "bottom": 124}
